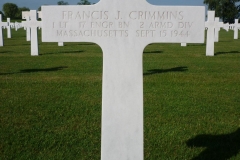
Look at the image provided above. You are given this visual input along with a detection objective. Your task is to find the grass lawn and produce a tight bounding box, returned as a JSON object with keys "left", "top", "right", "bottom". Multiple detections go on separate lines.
{"left": 0, "top": 28, "right": 240, "bottom": 159}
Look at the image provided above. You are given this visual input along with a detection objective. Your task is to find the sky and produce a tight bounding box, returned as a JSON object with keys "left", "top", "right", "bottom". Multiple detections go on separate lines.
{"left": 0, "top": 0, "right": 206, "bottom": 11}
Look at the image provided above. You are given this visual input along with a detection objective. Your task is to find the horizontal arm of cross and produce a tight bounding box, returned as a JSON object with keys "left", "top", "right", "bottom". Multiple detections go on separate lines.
{"left": 0, "top": 22, "right": 8, "bottom": 28}
{"left": 205, "top": 21, "right": 223, "bottom": 29}
{"left": 22, "top": 21, "right": 42, "bottom": 29}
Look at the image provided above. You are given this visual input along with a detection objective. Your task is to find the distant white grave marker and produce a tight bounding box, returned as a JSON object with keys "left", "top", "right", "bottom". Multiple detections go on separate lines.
{"left": 58, "top": 42, "right": 64, "bottom": 46}
{"left": 181, "top": 43, "right": 187, "bottom": 47}
{"left": 0, "top": 14, "right": 8, "bottom": 47}
{"left": 42, "top": 1, "right": 205, "bottom": 159}
{"left": 38, "top": 11, "right": 42, "bottom": 19}
{"left": 205, "top": 11, "right": 224, "bottom": 56}
{"left": 223, "top": 23, "right": 230, "bottom": 32}
{"left": 14, "top": 22, "right": 23, "bottom": 31}
{"left": 233, "top": 19, "right": 240, "bottom": 39}
{"left": 22, "top": 11, "right": 31, "bottom": 41}
{"left": 7, "top": 18, "right": 14, "bottom": 38}
{"left": 22, "top": 10, "right": 41, "bottom": 56}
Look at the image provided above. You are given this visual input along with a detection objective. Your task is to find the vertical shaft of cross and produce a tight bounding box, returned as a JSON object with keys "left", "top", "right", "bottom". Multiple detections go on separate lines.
{"left": 214, "top": 17, "right": 220, "bottom": 42}
{"left": 101, "top": 42, "right": 144, "bottom": 160}
{"left": 30, "top": 10, "right": 38, "bottom": 56}
{"left": 26, "top": 17, "right": 31, "bottom": 41}
{"left": 234, "top": 19, "right": 239, "bottom": 39}
{"left": 0, "top": 14, "right": 5, "bottom": 47}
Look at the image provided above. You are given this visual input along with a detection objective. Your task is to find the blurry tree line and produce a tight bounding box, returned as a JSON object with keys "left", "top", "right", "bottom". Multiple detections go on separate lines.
{"left": 0, "top": 3, "right": 30, "bottom": 19}
{"left": 204, "top": 0, "right": 240, "bottom": 23}
{"left": 0, "top": 0, "right": 92, "bottom": 19}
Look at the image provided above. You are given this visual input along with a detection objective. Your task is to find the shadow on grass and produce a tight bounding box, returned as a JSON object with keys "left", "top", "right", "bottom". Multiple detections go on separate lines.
{"left": 188, "top": 44, "right": 206, "bottom": 46}
{"left": 77, "top": 43, "right": 96, "bottom": 46}
{"left": 0, "top": 66, "right": 68, "bottom": 75}
{"left": 215, "top": 51, "right": 240, "bottom": 55}
{"left": 0, "top": 51, "right": 12, "bottom": 54}
{"left": 4, "top": 43, "right": 30, "bottom": 46}
{"left": 186, "top": 128, "right": 240, "bottom": 160}
{"left": 144, "top": 66, "right": 188, "bottom": 76}
{"left": 143, "top": 50, "right": 163, "bottom": 54}
{"left": 20, "top": 66, "right": 68, "bottom": 73}
{"left": 40, "top": 50, "right": 84, "bottom": 55}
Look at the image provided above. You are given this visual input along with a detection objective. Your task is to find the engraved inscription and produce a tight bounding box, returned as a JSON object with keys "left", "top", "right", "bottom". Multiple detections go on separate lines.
{"left": 42, "top": 6, "right": 205, "bottom": 43}
{"left": 51, "top": 10, "right": 194, "bottom": 38}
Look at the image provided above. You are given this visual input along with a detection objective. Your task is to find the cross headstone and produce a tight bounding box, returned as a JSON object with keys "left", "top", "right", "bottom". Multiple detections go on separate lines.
{"left": 0, "top": 14, "right": 8, "bottom": 47}
{"left": 7, "top": 18, "right": 14, "bottom": 38}
{"left": 41, "top": 1, "right": 205, "bottom": 159}
{"left": 22, "top": 10, "right": 42, "bottom": 56}
{"left": 205, "top": 11, "right": 223, "bottom": 56}
{"left": 22, "top": 11, "right": 31, "bottom": 41}
{"left": 233, "top": 19, "right": 240, "bottom": 39}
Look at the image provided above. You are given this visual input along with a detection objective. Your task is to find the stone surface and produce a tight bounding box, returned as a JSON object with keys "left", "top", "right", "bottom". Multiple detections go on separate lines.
{"left": 0, "top": 14, "right": 8, "bottom": 47}
{"left": 41, "top": 1, "right": 205, "bottom": 159}
{"left": 22, "top": 10, "right": 42, "bottom": 56}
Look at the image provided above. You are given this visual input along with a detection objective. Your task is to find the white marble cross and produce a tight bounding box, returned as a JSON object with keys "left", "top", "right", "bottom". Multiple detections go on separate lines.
{"left": 42, "top": 0, "right": 205, "bottom": 159}
{"left": 7, "top": 18, "right": 14, "bottom": 38}
{"left": 233, "top": 19, "right": 240, "bottom": 39}
{"left": 0, "top": 14, "right": 8, "bottom": 47}
{"left": 21, "top": 10, "right": 42, "bottom": 56}
{"left": 22, "top": 11, "right": 31, "bottom": 41}
{"left": 205, "top": 11, "right": 224, "bottom": 56}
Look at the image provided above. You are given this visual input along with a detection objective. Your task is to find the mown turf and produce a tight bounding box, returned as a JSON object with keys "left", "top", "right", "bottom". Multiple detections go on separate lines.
{"left": 0, "top": 28, "right": 239, "bottom": 159}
